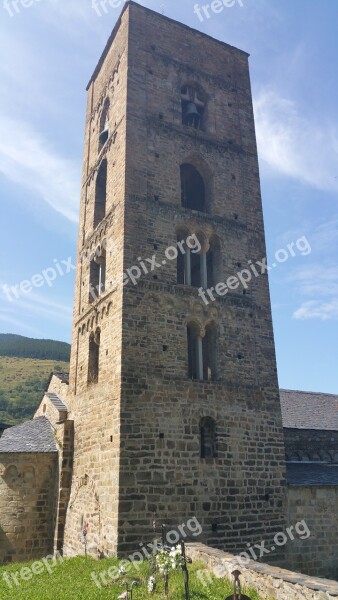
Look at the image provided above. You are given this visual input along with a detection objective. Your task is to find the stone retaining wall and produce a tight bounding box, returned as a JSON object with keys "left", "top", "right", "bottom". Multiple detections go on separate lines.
{"left": 287, "top": 486, "right": 338, "bottom": 579}
{"left": 186, "top": 542, "right": 338, "bottom": 600}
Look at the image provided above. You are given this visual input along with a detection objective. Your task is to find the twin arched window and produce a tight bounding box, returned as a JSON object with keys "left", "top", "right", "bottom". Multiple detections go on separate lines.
{"left": 177, "top": 233, "right": 221, "bottom": 288}
{"left": 187, "top": 322, "right": 217, "bottom": 381}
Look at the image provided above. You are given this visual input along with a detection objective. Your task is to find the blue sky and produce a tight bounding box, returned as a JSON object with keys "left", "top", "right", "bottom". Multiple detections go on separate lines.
{"left": 0, "top": 0, "right": 337, "bottom": 393}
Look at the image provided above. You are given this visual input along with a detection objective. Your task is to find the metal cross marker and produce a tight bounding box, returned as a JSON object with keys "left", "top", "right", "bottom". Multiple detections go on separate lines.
{"left": 160, "top": 3, "right": 165, "bottom": 15}
{"left": 118, "top": 580, "right": 138, "bottom": 600}
{"left": 225, "top": 570, "right": 252, "bottom": 600}
{"left": 180, "top": 541, "right": 191, "bottom": 600}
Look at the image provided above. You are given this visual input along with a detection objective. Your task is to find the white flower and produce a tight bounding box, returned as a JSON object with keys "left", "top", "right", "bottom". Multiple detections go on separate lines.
{"left": 147, "top": 575, "right": 156, "bottom": 593}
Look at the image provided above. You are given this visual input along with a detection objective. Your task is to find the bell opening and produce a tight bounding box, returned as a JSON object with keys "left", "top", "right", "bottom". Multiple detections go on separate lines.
{"left": 182, "top": 100, "right": 202, "bottom": 129}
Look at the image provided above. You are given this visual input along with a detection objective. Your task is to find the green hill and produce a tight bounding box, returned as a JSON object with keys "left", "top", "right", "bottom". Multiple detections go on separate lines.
{"left": 0, "top": 335, "right": 70, "bottom": 426}
{"left": 0, "top": 333, "right": 70, "bottom": 361}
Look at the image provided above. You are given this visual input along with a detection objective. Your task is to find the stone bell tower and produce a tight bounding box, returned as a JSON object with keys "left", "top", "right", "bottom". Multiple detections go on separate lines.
{"left": 63, "top": 1, "right": 287, "bottom": 560}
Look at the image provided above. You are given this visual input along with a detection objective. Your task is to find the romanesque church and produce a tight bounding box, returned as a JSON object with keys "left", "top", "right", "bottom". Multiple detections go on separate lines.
{"left": 0, "top": 1, "right": 337, "bottom": 580}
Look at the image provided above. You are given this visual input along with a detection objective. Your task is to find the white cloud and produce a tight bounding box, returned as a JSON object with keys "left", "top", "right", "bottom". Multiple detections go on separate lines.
{"left": 39, "top": 0, "right": 101, "bottom": 33}
{"left": 290, "top": 263, "right": 338, "bottom": 321}
{"left": 18, "top": 293, "right": 73, "bottom": 320}
{"left": 1, "top": 286, "right": 72, "bottom": 318}
{"left": 293, "top": 299, "right": 338, "bottom": 321}
{"left": 254, "top": 89, "right": 338, "bottom": 194}
{"left": 312, "top": 217, "right": 338, "bottom": 249}
{"left": 0, "top": 115, "right": 80, "bottom": 222}
{"left": 0, "top": 313, "right": 39, "bottom": 334}
{"left": 289, "top": 265, "right": 338, "bottom": 298}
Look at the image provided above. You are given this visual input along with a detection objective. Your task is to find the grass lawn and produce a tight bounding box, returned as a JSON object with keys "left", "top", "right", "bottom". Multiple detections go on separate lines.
{"left": 0, "top": 556, "right": 266, "bottom": 599}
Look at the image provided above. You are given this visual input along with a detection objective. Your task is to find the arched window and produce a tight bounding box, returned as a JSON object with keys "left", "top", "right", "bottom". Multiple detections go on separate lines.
{"left": 203, "top": 323, "right": 217, "bottom": 381}
{"left": 187, "top": 322, "right": 202, "bottom": 380}
{"left": 181, "top": 164, "right": 206, "bottom": 212}
{"left": 98, "top": 99, "right": 110, "bottom": 151}
{"left": 89, "top": 244, "right": 106, "bottom": 303}
{"left": 207, "top": 236, "right": 222, "bottom": 288}
{"left": 94, "top": 160, "right": 107, "bottom": 228}
{"left": 187, "top": 321, "right": 217, "bottom": 381}
{"left": 181, "top": 85, "right": 206, "bottom": 130}
{"left": 200, "top": 417, "right": 217, "bottom": 459}
{"left": 290, "top": 452, "right": 301, "bottom": 462}
{"left": 88, "top": 328, "right": 100, "bottom": 384}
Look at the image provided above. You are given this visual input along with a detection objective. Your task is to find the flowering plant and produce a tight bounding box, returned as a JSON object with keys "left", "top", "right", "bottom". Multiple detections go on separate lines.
{"left": 156, "top": 549, "right": 171, "bottom": 574}
{"left": 169, "top": 545, "right": 185, "bottom": 570}
{"left": 156, "top": 545, "right": 184, "bottom": 573}
{"left": 82, "top": 522, "right": 89, "bottom": 541}
{"left": 147, "top": 575, "right": 156, "bottom": 593}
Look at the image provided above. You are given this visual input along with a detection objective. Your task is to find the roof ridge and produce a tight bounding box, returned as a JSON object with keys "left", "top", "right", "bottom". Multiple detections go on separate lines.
{"left": 280, "top": 389, "right": 338, "bottom": 397}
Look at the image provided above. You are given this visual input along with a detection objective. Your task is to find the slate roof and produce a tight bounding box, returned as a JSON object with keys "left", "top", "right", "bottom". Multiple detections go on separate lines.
{"left": 53, "top": 371, "right": 69, "bottom": 384}
{"left": 45, "top": 392, "right": 68, "bottom": 413}
{"left": 280, "top": 389, "right": 338, "bottom": 431}
{"left": 286, "top": 463, "right": 338, "bottom": 486}
{"left": 0, "top": 416, "right": 58, "bottom": 453}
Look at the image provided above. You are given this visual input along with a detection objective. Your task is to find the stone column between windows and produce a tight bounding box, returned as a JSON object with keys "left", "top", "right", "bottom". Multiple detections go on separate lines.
{"left": 197, "top": 336, "right": 203, "bottom": 380}
{"left": 200, "top": 253, "right": 208, "bottom": 288}
{"left": 184, "top": 248, "right": 191, "bottom": 285}
{"left": 99, "top": 264, "right": 103, "bottom": 294}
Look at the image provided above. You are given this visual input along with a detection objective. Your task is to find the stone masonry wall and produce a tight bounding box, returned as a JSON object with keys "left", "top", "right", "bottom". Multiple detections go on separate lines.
{"left": 186, "top": 542, "right": 338, "bottom": 600}
{"left": 0, "top": 453, "right": 56, "bottom": 564}
{"left": 287, "top": 486, "right": 338, "bottom": 580}
{"left": 284, "top": 429, "right": 338, "bottom": 463}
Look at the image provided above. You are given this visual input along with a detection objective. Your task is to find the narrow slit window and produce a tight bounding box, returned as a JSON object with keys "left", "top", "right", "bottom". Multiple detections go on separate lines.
{"left": 98, "top": 99, "right": 110, "bottom": 151}
{"left": 200, "top": 417, "right": 217, "bottom": 458}
{"left": 93, "top": 160, "right": 107, "bottom": 229}
{"left": 88, "top": 328, "right": 100, "bottom": 384}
